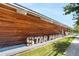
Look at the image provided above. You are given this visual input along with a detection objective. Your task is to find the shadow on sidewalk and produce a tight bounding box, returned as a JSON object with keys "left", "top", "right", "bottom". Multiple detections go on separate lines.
{"left": 48, "top": 37, "right": 75, "bottom": 56}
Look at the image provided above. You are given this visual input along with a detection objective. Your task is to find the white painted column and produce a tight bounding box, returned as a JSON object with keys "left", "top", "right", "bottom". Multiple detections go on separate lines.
{"left": 39, "top": 36, "right": 42, "bottom": 43}
{"left": 37, "top": 36, "right": 42, "bottom": 43}
{"left": 26, "top": 37, "right": 29, "bottom": 46}
{"left": 40, "top": 36, "right": 41, "bottom": 43}
{"left": 26, "top": 37, "right": 32, "bottom": 46}
{"left": 31, "top": 37, "right": 34, "bottom": 45}
{"left": 56, "top": 34, "right": 58, "bottom": 38}
{"left": 56, "top": 34, "right": 57, "bottom": 38}
{"left": 53, "top": 35, "right": 55, "bottom": 39}
{"left": 40, "top": 36, "right": 44, "bottom": 43}
{"left": 43, "top": 35, "right": 48, "bottom": 42}
{"left": 54, "top": 35, "right": 56, "bottom": 38}
{"left": 29, "top": 37, "right": 32, "bottom": 46}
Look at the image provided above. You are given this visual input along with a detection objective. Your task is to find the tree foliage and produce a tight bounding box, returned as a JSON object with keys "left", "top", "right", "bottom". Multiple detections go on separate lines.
{"left": 64, "top": 3, "right": 79, "bottom": 32}
{"left": 64, "top": 3, "right": 79, "bottom": 25}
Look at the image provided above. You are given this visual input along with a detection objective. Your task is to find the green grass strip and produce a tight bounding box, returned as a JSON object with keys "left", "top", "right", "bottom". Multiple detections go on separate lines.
{"left": 16, "top": 37, "right": 74, "bottom": 56}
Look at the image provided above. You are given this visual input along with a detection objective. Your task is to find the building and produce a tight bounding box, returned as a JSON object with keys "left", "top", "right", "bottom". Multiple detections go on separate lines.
{"left": 0, "top": 3, "right": 70, "bottom": 48}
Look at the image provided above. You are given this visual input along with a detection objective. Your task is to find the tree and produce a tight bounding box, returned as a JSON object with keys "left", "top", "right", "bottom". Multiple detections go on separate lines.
{"left": 64, "top": 3, "right": 79, "bottom": 25}
{"left": 64, "top": 3, "right": 79, "bottom": 33}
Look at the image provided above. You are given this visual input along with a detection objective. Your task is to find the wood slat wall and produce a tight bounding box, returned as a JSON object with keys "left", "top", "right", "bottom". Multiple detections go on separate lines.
{"left": 0, "top": 4, "right": 16, "bottom": 12}
{"left": 0, "top": 4, "right": 69, "bottom": 48}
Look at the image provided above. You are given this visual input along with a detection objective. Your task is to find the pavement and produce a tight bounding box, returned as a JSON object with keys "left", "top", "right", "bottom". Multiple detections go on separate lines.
{"left": 65, "top": 35, "right": 79, "bottom": 56}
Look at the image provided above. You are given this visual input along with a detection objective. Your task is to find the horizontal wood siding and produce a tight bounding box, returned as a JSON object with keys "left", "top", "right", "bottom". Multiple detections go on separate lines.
{"left": 0, "top": 4, "right": 69, "bottom": 48}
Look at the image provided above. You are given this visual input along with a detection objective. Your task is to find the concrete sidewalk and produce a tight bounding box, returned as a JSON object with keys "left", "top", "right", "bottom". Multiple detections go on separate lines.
{"left": 65, "top": 36, "right": 79, "bottom": 56}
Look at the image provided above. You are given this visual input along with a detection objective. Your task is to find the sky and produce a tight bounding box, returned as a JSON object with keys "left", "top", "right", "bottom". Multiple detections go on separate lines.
{"left": 19, "top": 3, "right": 75, "bottom": 28}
